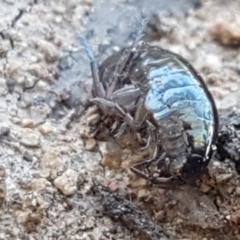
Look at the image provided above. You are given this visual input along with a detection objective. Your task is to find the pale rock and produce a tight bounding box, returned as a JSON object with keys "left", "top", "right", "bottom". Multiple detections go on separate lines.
{"left": 231, "top": 210, "right": 240, "bottom": 225}
{"left": 40, "top": 148, "right": 65, "bottom": 178}
{"left": 215, "top": 173, "right": 233, "bottom": 184}
{"left": 84, "top": 0, "right": 93, "bottom": 5}
{"left": 137, "top": 189, "right": 150, "bottom": 200}
{"left": 39, "top": 169, "right": 50, "bottom": 178}
{"left": 86, "top": 113, "right": 101, "bottom": 125}
{"left": 84, "top": 138, "right": 97, "bottom": 151}
{"left": 38, "top": 122, "right": 53, "bottom": 135}
{"left": 31, "top": 178, "right": 52, "bottom": 192}
{"left": 21, "top": 118, "right": 35, "bottom": 128}
{"left": 54, "top": 169, "right": 78, "bottom": 195}
{"left": 37, "top": 39, "right": 59, "bottom": 63}
{"left": 27, "top": 63, "right": 48, "bottom": 78}
{"left": 200, "top": 183, "right": 212, "bottom": 193}
{"left": 30, "top": 105, "right": 51, "bottom": 123}
{"left": 14, "top": 85, "right": 23, "bottom": 95}
{"left": 12, "top": 227, "right": 20, "bottom": 237}
{"left": 52, "top": 5, "right": 66, "bottom": 14}
{"left": 79, "top": 216, "right": 95, "bottom": 230}
{"left": 24, "top": 77, "right": 36, "bottom": 89}
{"left": 19, "top": 129, "right": 40, "bottom": 147}
{"left": 98, "top": 141, "right": 121, "bottom": 168}
{"left": 154, "top": 210, "right": 165, "bottom": 221}
{"left": 11, "top": 117, "right": 21, "bottom": 125}
{"left": 36, "top": 80, "right": 48, "bottom": 92}
{"left": 235, "top": 187, "right": 240, "bottom": 195}
{"left": 7, "top": 62, "right": 21, "bottom": 78}
{"left": 14, "top": 210, "right": 29, "bottom": 224}
{"left": 36, "top": 195, "right": 50, "bottom": 209}
{"left": 226, "top": 185, "right": 235, "bottom": 194}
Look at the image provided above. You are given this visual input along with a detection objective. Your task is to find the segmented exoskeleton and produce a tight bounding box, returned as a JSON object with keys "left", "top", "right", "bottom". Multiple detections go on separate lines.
{"left": 81, "top": 33, "right": 218, "bottom": 186}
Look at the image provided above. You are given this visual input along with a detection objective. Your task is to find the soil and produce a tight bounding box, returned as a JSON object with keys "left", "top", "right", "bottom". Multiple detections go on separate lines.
{"left": 1, "top": 0, "right": 240, "bottom": 240}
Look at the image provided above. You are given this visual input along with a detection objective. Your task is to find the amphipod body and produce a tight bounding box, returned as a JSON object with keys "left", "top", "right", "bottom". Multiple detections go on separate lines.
{"left": 127, "top": 45, "right": 218, "bottom": 184}
{"left": 82, "top": 36, "right": 218, "bottom": 185}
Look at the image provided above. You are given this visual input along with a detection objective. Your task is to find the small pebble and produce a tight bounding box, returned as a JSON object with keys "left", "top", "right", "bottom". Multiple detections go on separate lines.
{"left": 0, "top": 127, "right": 10, "bottom": 136}
{"left": 0, "top": 78, "right": 6, "bottom": 87}
{"left": 20, "top": 130, "right": 40, "bottom": 147}
{"left": 215, "top": 173, "right": 233, "bottom": 184}
{"left": 154, "top": 210, "right": 165, "bottom": 222}
{"left": 84, "top": 138, "right": 97, "bottom": 151}
{"left": 231, "top": 211, "right": 240, "bottom": 225}
{"left": 23, "top": 151, "right": 33, "bottom": 162}
{"left": 40, "top": 149, "right": 64, "bottom": 178}
{"left": 31, "top": 178, "right": 52, "bottom": 192}
{"left": 38, "top": 122, "right": 53, "bottom": 136}
{"left": 36, "top": 80, "right": 48, "bottom": 91}
{"left": 7, "top": 62, "right": 21, "bottom": 78}
{"left": 235, "top": 187, "right": 240, "bottom": 195}
{"left": 200, "top": 183, "right": 212, "bottom": 193}
{"left": 54, "top": 169, "right": 78, "bottom": 195}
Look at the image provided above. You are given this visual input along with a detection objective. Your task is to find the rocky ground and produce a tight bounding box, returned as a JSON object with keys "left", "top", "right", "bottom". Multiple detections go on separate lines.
{"left": 1, "top": 0, "right": 240, "bottom": 239}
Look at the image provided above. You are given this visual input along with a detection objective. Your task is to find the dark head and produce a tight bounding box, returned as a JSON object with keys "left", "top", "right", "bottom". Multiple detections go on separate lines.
{"left": 180, "top": 154, "right": 211, "bottom": 186}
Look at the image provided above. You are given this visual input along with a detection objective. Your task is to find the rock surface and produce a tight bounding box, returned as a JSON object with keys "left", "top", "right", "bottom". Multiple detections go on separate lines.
{"left": 1, "top": 0, "right": 240, "bottom": 240}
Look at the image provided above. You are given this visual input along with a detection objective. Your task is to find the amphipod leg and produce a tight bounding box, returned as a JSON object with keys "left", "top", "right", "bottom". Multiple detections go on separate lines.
{"left": 139, "top": 120, "right": 158, "bottom": 151}
{"left": 89, "top": 97, "right": 146, "bottom": 130}
{"left": 79, "top": 36, "right": 106, "bottom": 98}
{"left": 131, "top": 15, "right": 147, "bottom": 51}
{"left": 131, "top": 150, "right": 175, "bottom": 185}
{"left": 130, "top": 146, "right": 159, "bottom": 178}
{"left": 140, "top": 134, "right": 152, "bottom": 151}
{"left": 108, "top": 16, "right": 147, "bottom": 91}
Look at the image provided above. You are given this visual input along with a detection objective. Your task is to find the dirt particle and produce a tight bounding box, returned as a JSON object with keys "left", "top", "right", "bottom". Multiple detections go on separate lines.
{"left": 101, "top": 153, "right": 122, "bottom": 169}
{"left": 14, "top": 210, "right": 29, "bottom": 224}
{"left": 23, "top": 213, "right": 42, "bottom": 232}
{"left": 235, "top": 187, "right": 240, "bottom": 196}
{"left": 37, "top": 39, "right": 59, "bottom": 63}
{"left": 231, "top": 211, "right": 240, "bottom": 225}
{"left": 31, "top": 178, "right": 52, "bottom": 192}
{"left": 11, "top": 117, "right": 22, "bottom": 125}
{"left": 137, "top": 188, "right": 151, "bottom": 200}
{"left": 0, "top": 127, "right": 10, "bottom": 136}
{"left": 84, "top": 0, "right": 93, "bottom": 6}
{"left": 79, "top": 216, "right": 96, "bottom": 230}
{"left": 0, "top": 167, "right": 6, "bottom": 206}
{"left": 98, "top": 141, "right": 122, "bottom": 168}
{"left": 130, "top": 177, "right": 148, "bottom": 189}
{"left": 210, "top": 19, "right": 240, "bottom": 47}
{"left": 40, "top": 148, "right": 65, "bottom": 178}
{"left": 0, "top": 78, "right": 6, "bottom": 87}
{"left": 27, "top": 63, "right": 48, "bottom": 78}
{"left": 154, "top": 210, "right": 165, "bottom": 222}
{"left": 215, "top": 173, "right": 233, "bottom": 184}
{"left": 200, "top": 182, "right": 212, "bottom": 193}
